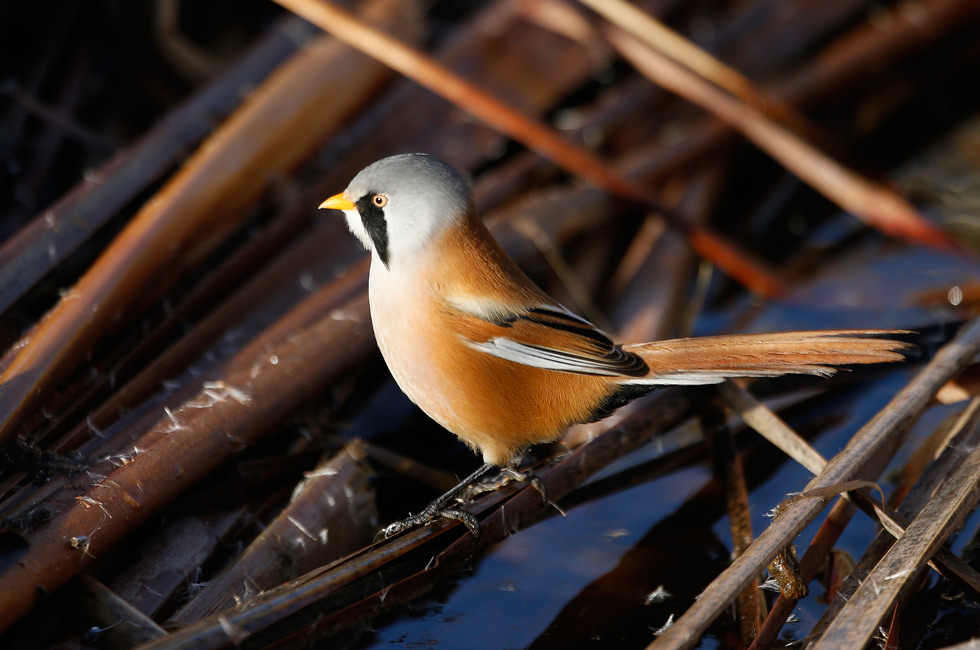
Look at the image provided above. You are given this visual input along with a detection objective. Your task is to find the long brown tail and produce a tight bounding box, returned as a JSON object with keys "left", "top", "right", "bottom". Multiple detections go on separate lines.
{"left": 621, "top": 330, "right": 911, "bottom": 386}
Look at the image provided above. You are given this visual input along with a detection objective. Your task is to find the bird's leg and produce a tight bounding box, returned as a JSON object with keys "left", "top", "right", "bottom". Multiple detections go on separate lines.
{"left": 379, "top": 462, "right": 495, "bottom": 539}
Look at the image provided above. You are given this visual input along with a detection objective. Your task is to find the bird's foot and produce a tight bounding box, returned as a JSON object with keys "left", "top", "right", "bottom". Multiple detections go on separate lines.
{"left": 465, "top": 466, "right": 565, "bottom": 516}
{"left": 378, "top": 463, "right": 495, "bottom": 540}
{"left": 501, "top": 466, "right": 549, "bottom": 502}
{"left": 378, "top": 502, "right": 481, "bottom": 540}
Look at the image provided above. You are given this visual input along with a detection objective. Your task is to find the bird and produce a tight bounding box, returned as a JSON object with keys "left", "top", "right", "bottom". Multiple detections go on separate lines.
{"left": 320, "top": 153, "right": 908, "bottom": 537}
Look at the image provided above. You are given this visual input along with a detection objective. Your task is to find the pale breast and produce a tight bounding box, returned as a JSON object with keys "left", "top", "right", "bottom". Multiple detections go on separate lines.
{"left": 368, "top": 259, "right": 442, "bottom": 414}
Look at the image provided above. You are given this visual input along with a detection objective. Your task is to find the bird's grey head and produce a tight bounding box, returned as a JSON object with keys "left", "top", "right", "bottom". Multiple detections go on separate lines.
{"left": 322, "top": 154, "right": 474, "bottom": 269}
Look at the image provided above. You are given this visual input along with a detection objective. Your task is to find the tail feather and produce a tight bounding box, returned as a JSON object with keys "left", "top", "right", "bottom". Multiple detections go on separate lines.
{"left": 621, "top": 330, "right": 911, "bottom": 386}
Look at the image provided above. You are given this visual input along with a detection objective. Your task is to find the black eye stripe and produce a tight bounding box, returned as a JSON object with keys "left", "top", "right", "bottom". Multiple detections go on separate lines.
{"left": 356, "top": 192, "right": 390, "bottom": 268}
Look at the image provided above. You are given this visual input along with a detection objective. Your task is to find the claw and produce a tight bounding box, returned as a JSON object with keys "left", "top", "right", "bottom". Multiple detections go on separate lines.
{"left": 500, "top": 466, "right": 546, "bottom": 500}
{"left": 500, "top": 466, "right": 565, "bottom": 517}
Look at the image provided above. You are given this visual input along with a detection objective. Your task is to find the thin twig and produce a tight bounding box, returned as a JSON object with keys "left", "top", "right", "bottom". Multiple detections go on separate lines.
{"left": 652, "top": 317, "right": 980, "bottom": 650}
{"left": 808, "top": 396, "right": 980, "bottom": 641}
{"left": 576, "top": 0, "right": 758, "bottom": 108}
{"left": 0, "top": 0, "right": 420, "bottom": 448}
{"left": 720, "top": 381, "right": 980, "bottom": 594}
{"left": 0, "top": 16, "right": 318, "bottom": 317}
{"left": 270, "top": 0, "right": 788, "bottom": 297}
{"left": 811, "top": 423, "right": 980, "bottom": 648}
{"left": 604, "top": 23, "right": 955, "bottom": 250}
{"left": 748, "top": 497, "right": 858, "bottom": 650}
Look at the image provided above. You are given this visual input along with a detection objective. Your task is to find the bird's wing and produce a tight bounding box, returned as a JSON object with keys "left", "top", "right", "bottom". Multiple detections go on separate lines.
{"left": 448, "top": 293, "right": 910, "bottom": 385}
{"left": 446, "top": 296, "right": 647, "bottom": 377}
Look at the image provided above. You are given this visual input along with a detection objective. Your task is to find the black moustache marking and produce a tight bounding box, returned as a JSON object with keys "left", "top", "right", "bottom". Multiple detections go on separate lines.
{"left": 356, "top": 192, "right": 390, "bottom": 267}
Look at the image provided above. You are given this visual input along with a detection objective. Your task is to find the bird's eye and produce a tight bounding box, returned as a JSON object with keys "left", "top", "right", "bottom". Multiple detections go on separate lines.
{"left": 372, "top": 194, "right": 387, "bottom": 207}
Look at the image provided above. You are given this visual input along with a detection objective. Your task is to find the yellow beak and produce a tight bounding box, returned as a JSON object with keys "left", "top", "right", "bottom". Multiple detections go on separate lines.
{"left": 319, "top": 193, "right": 356, "bottom": 211}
